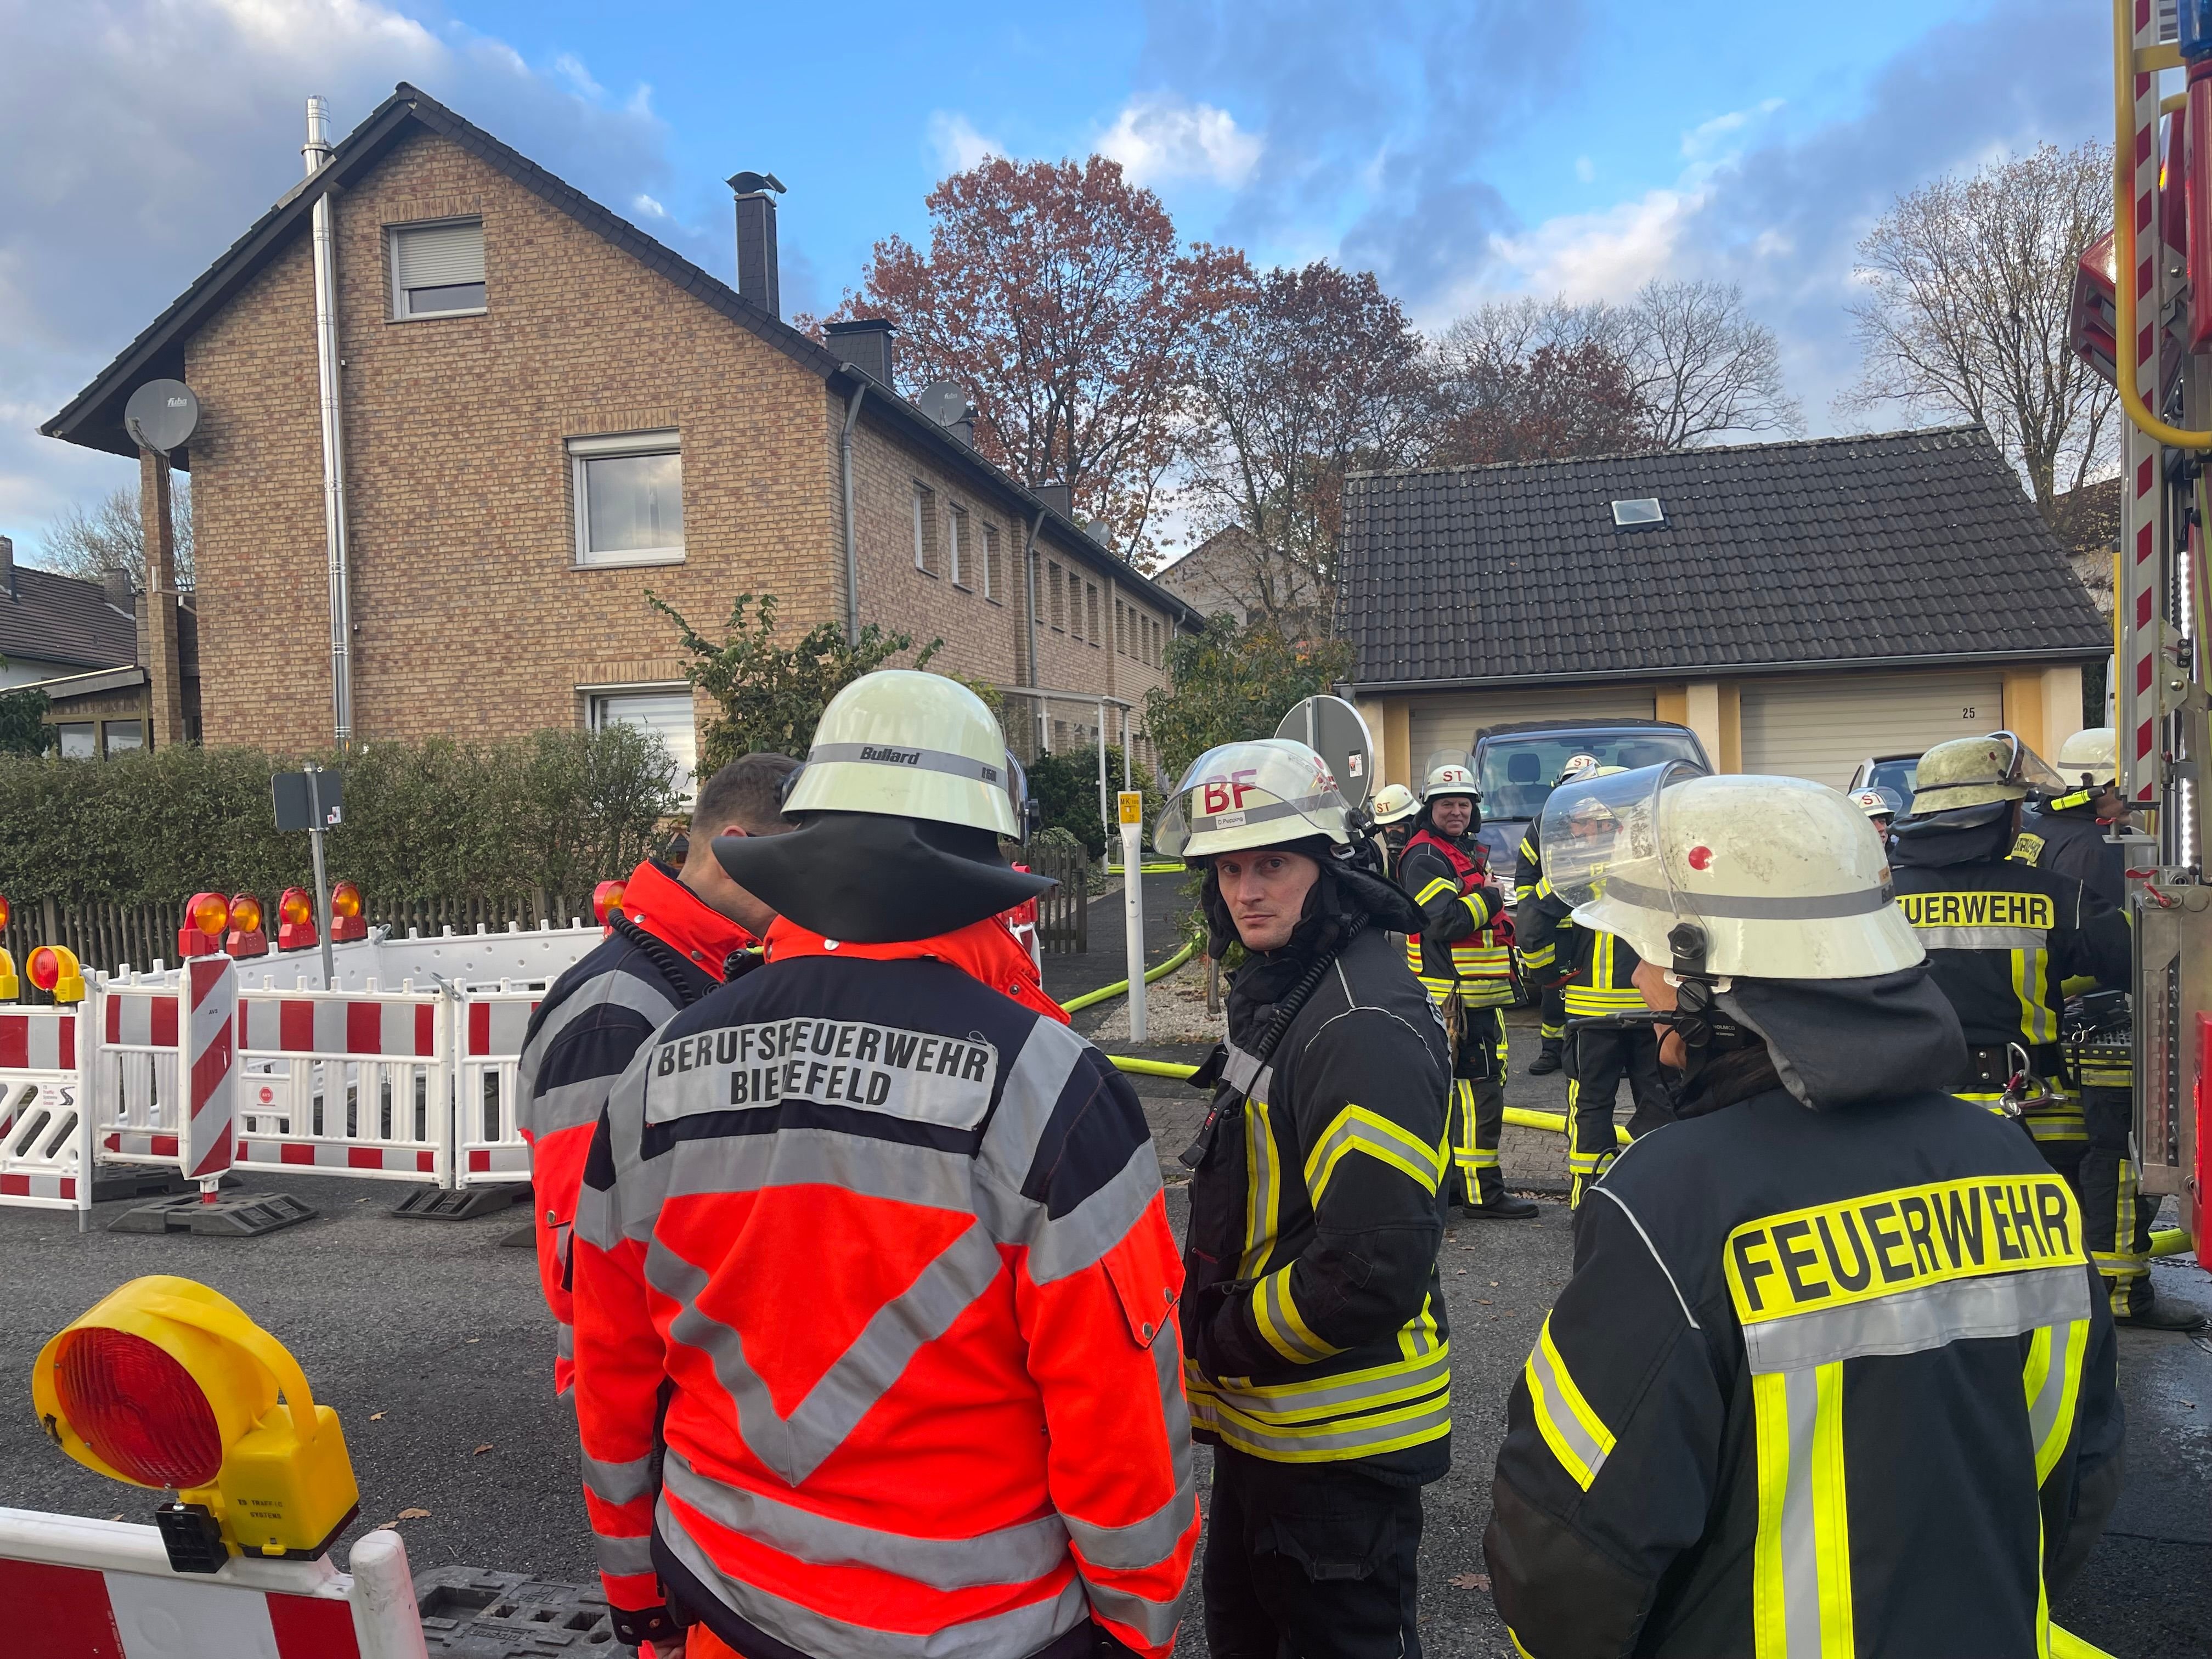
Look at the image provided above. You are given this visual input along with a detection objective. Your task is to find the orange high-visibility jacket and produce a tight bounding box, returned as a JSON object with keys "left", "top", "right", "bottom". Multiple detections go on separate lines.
{"left": 570, "top": 928, "right": 1197, "bottom": 1659}
{"left": 515, "top": 860, "right": 751, "bottom": 1393}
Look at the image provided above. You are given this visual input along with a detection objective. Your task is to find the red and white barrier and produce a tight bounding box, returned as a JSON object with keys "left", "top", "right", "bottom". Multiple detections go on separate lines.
{"left": 453, "top": 986, "right": 542, "bottom": 1187}
{"left": 184, "top": 956, "right": 237, "bottom": 1186}
{"left": 0, "top": 1010, "right": 88, "bottom": 1214}
{"left": 233, "top": 984, "right": 446, "bottom": 1183}
{"left": 0, "top": 1506, "right": 427, "bottom": 1659}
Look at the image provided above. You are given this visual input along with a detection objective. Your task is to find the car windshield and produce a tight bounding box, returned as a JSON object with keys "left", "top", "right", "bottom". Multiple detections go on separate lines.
{"left": 1867, "top": 757, "right": 1919, "bottom": 801}
{"left": 1476, "top": 730, "right": 1705, "bottom": 823}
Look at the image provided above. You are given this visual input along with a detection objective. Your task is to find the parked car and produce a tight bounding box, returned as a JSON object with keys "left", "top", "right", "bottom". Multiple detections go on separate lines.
{"left": 1461, "top": 718, "right": 1714, "bottom": 899}
{"left": 1848, "top": 752, "right": 1921, "bottom": 805}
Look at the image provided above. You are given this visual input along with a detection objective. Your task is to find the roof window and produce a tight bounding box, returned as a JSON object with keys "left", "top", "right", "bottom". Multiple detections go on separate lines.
{"left": 1611, "top": 498, "right": 1664, "bottom": 526}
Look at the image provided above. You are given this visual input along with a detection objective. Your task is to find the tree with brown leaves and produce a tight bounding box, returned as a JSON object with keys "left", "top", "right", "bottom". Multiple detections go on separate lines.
{"left": 818, "top": 156, "right": 1234, "bottom": 564}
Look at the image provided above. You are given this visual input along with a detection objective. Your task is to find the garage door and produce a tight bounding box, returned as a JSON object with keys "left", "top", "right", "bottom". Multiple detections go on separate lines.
{"left": 1409, "top": 686, "right": 1657, "bottom": 759}
{"left": 1738, "top": 671, "right": 2004, "bottom": 788}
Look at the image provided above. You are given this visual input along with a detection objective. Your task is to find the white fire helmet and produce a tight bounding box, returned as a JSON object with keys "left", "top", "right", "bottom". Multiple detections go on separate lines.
{"left": 1369, "top": 783, "right": 1420, "bottom": 826}
{"left": 2053, "top": 726, "right": 2118, "bottom": 790}
{"left": 1556, "top": 753, "right": 1601, "bottom": 786}
{"left": 1539, "top": 763, "right": 1923, "bottom": 980}
{"left": 1421, "top": 757, "right": 1480, "bottom": 803}
{"left": 1156, "top": 740, "right": 1352, "bottom": 859}
{"left": 1850, "top": 786, "right": 1901, "bottom": 821}
{"left": 781, "top": 669, "right": 1020, "bottom": 837}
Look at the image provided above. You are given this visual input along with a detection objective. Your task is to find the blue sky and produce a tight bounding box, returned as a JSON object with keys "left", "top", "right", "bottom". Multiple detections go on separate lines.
{"left": 0, "top": 0, "right": 2121, "bottom": 562}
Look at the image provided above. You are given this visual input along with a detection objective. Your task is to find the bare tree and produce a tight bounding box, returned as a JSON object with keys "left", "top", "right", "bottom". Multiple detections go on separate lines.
{"left": 1433, "top": 296, "right": 1622, "bottom": 381}
{"left": 1184, "top": 258, "right": 1434, "bottom": 625}
{"left": 1844, "top": 140, "right": 2117, "bottom": 518}
{"left": 38, "top": 479, "right": 195, "bottom": 591}
{"left": 1624, "top": 279, "right": 1801, "bottom": 447}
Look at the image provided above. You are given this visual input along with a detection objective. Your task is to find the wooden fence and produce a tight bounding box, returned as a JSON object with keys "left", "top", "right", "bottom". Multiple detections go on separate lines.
{"left": 1028, "top": 842, "right": 1090, "bottom": 955}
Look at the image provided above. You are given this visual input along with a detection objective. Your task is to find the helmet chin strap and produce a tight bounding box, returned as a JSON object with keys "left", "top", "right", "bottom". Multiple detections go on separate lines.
{"left": 1660, "top": 921, "right": 1750, "bottom": 1104}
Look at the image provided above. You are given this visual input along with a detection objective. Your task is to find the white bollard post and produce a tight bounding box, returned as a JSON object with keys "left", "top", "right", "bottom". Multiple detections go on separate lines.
{"left": 1119, "top": 791, "right": 1147, "bottom": 1045}
{"left": 348, "top": 1526, "right": 431, "bottom": 1659}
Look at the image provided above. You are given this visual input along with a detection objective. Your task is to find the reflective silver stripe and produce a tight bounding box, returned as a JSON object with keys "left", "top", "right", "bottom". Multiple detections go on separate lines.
{"left": 1188, "top": 790, "right": 1342, "bottom": 834}
{"left": 1775, "top": 1366, "right": 1822, "bottom": 1659}
{"left": 581, "top": 1450, "right": 654, "bottom": 1505}
{"left": 1740, "top": 1265, "right": 2090, "bottom": 1375}
{"left": 650, "top": 1224, "right": 1005, "bottom": 1487}
{"left": 1215, "top": 1389, "right": 1452, "bottom": 1458}
{"left": 1205, "top": 1348, "right": 1451, "bottom": 1423}
{"left": 656, "top": 1497, "right": 1091, "bottom": 1659}
{"left": 1221, "top": 1042, "right": 1273, "bottom": 1104}
{"left": 516, "top": 969, "right": 680, "bottom": 1133}
{"left": 1525, "top": 1328, "right": 1610, "bottom": 1488}
{"left": 1063, "top": 1480, "right": 1197, "bottom": 1575}
{"left": 1084, "top": 1578, "right": 1183, "bottom": 1647}
{"left": 1154, "top": 1292, "right": 1194, "bottom": 1490}
{"left": 1257, "top": 1272, "right": 1332, "bottom": 1363}
{"left": 572, "top": 1173, "right": 622, "bottom": 1251}
{"left": 807, "top": 741, "right": 1005, "bottom": 786}
{"left": 1022, "top": 1141, "right": 1164, "bottom": 1286}
{"left": 662, "top": 1447, "right": 1070, "bottom": 1590}
{"left": 1607, "top": 874, "right": 1892, "bottom": 920}
{"left": 1585, "top": 1188, "right": 1701, "bottom": 1330}
{"left": 2027, "top": 1317, "right": 2080, "bottom": 1459}
{"left": 592, "top": 1528, "right": 655, "bottom": 1577}
{"left": 555, "top": 1321, "right": 575, "bottom": 1359}
{"left": 1910, "top": 926, "right": 2050, "bottom": 952}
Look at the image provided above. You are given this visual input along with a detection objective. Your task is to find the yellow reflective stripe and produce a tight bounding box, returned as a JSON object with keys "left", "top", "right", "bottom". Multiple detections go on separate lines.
{"left": 1564, "top": 988, "right": 1646, "bottom": 1013}
{"left": 1509, "top": 1630, "right": 1538, "bottom": 1659}
{"left": 1459, "top": 891, "right": 1493, "bottom": 928}
{"left": 2025, "top": 1318, "right": 2090, "bottom": 1483}
{"left": 1238, "top": 1099, "right": 1279, "bottom": 1279}
{"left": 1522, "top": 941, "right": 1556, "bottom": 969}
{"left": 1211, "top": 1380, "right": 1448, "bottom": 1442}
{"left": 1404, "top": 937, "right": 1424, "bottom": 973}
{"left": 1304, "top": 1104, "right": 1444, "bottom": 1199}
{"left": 1525, "top": 1314, "right": 1615, "bottom": 1490}
{"left": 1517, "top": 834, "right": 1538, "bottom": 865}
{"left": 1414, "top": 876, "right": 1458, "bottom": 906}
{"left": 1751, "top": 1370, "right": 1791, "bottom": 1656}
{"left": 2012, "top": 947, "right": 2057, "bottom": 1043}
{"left": 1812, "top": 1363, "right": 1854, "bottom": 1657}
{"left": 1253, "top": 1266, "right": 1342, "bottom": 1365}
{"left": 1752, "top": 1363, "right": 1853, "bottom": 1657}
{"left": 1534, "top": 872, "right": 1554, "bottom": 899}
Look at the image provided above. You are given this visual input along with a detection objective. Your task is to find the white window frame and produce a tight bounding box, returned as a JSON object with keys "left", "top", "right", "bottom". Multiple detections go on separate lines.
{"left": 570, "top": 430, "right": 685, "bottom": 568}
{"left": 947, "top": 504, "right": 967, "bottom": 587}
{"left": 388, "top": 217, "right": 487, "bottom": 321}
{"left": 584, "top": 682, "right": 699, "bottom": 805}
{"left": 912, "top": 483, "right": 937, "bottom": 574}
{"left": 981, "top": 523, "right": 999, "bottom": 600}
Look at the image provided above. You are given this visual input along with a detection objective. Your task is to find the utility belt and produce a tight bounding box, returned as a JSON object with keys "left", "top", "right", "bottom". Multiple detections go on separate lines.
{"left": 1965, "top": 1041, "right": 2065, "bottom": 1091}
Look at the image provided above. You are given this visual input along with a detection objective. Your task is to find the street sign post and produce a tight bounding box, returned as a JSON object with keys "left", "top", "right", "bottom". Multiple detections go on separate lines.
{"left": 272, "top": 766, "right": 343, "bottom": 986}
{"left": 1119, "top": 790, "right": 1147, "bottom": 1044}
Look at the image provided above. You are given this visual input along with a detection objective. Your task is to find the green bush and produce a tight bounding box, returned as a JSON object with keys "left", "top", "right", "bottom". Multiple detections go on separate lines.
{"left": 0, "top": 725, "right": 680, "bottom": 909}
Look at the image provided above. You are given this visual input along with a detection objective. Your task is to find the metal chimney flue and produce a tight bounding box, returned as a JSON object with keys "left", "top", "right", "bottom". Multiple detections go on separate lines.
{"left": 727, "top": 171, "right": 786, "bottom": 317}
{"left": 303, "top": 95, "right": 333, "bottom": 176}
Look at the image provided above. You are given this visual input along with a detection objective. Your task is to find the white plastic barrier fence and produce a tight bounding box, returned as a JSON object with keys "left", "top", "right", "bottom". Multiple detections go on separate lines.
{"left": 0, "top": 1505, "right": 428, "bottom": 1659}
{"left": 453, "top": 985, "right": 542, "bottom": 1187}
{"left": 233, "top": 983, "right": 447, "bottom": 1181}
{"left": 0, "top": 1009, "right": 88, "bottom": 1213}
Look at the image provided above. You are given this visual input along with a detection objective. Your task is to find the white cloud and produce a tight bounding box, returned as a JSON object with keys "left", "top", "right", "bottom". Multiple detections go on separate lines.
{"left": 632, "top": 193, "right": 668, "bottom": 219}
{"left": 1098, "top": 94, "right": 1262, "bottom": 187}
{"left": 1680, "top": 97, "right": 1784, "bottom": 164}
{"left": 552, "top": 52, "right": 603, "bottom": 100}
{"left": 927, "top": 111, "right": 1003, "bottom": 174}
{"left": 1481, "top": 187, "right": 1701, "bottom": 306}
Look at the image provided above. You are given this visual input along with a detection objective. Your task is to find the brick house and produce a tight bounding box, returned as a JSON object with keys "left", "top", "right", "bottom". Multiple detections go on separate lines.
{"left": 0, "top": 536, "right": 202, "bottom": 755}
{"left": 42, "top": 83, "right": 1195, "bottom": 800}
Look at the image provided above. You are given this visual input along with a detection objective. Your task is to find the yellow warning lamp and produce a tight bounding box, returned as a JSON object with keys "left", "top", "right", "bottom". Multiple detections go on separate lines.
{"left": 329, "top": 879, "right": 366, "bottom": 943}
{"left": 33, "top": 1276, "right": 360, "bottom": 1574}
{"left": 276, "top": 885, "right": 317, "bottom": 952}
{"left": 224, "top": 892, "right": 269, "bottom": 959}
{"left": 0, "top": 892, "right": 10, "bottom": 929}
{"left": 27, "top": 944, "right": 84, "bottom": 1005}
{"left": 592, "top": 878, "right": 627, "bottom": 926}
{"left": 177, "top": 890, "right": 229, "bottom": 960}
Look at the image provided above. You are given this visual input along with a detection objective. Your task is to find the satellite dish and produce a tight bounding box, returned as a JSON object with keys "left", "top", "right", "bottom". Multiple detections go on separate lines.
{"left": 124, "top": 379, "right": 200, "bottom": 454}
{"left": 915, "top": 379, "right": 972, "bottom": 428}
{"left": 1275, "top": 695, "right": 1374, "bottom": 810}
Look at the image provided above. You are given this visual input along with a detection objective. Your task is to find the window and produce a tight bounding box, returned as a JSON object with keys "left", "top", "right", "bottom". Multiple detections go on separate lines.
{"left": 1030, "top": 551, "right": 1043, "bottom": 622}
{"left": 981, "top": 524, "right": 1000, "bottom": 600}
{"left": 912, "top": 483, "right": 937, "bottom": 574}
{"left": 103, "top": 720, "right": 145, "bottom": 758}
{"left": 947, "top": 505, "right": 967, "bottom": 586}
{"left": 55, "top": 722, "right": 95, "bottom": 760}
{"left": 1611, "top": 497, "right": 1664, "bottom": 526}
{"left": 571, "top": 431, "right": 684, "bottom": 566}
{"left": 1086, "top": 583, "right": 1101, "bottom": 646}
{"left": 1049, "top": 562, "right": 1065, "bottom": 631}
{"left": 390, "top": 218, "right": 486, "bottom": 319}
{"left": 588, "top": 688, "right": 699, "bottom": 804}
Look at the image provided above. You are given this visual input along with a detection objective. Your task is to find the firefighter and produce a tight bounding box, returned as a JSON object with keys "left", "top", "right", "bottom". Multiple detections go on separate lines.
{"left": 1889, "top": 734, "right": 2193, "bottom": 1328}
{"left": 515, "top": 750, "right": 798, "bottom": 1396}
{"left": 1397, "top": 758, "right": 1538, "bottom": 1219}
{"left": 1486, "top": 767, "right": 2124, "bottom": 1656}
{"left": 1517, "top": 769, "right": 1672, "bottom": 1207}
{"left": 1159, "top": 739, "right": 1453, "bottom": 1659}
{"left": 1368, "top": 782, "right": 1420, "bottom": 877}
{"left": 2015, "top": 725, "right": 2128, "bottom": 907}
{"left": 569, "top": 670, "right": 1195, "bottom": 1659}
{"left": 1517, "top": 754, "right": 1598, "bottom": 1076}
{"left": 1850, "top": 784, "right": 1900, "bottom": 842}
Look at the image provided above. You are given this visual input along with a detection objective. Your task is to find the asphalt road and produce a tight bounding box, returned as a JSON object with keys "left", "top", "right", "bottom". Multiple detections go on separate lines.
{"left": 0, "top": 1011, "right": 2206, "bottom": 1657}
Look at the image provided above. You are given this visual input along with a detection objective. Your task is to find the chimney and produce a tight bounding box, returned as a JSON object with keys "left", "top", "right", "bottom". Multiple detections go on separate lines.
{"left": 103, "top": 567, "right": 133, "bottom": 608}
{"left": 824, "top": 318, "right": 896, "bottom": 386}
{"left": 1035, "top": 484, "right": 1074, "bottom": 521}
{"left": 0, "top": 533, "right": 13, "bottom": 600}
{"left": 727, "top": 171, "right": 786, "bottom": 317}
{"left": 951, "top": 403, "right": 977, "bottom": 448}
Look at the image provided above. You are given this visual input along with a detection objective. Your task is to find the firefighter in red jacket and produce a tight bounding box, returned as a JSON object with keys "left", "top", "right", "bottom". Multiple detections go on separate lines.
{"left": 515, "top": 751, "right": 798, "bottom": 1394}
{"left": 570, "top": 670, "right": 1197, "bottom": 1659}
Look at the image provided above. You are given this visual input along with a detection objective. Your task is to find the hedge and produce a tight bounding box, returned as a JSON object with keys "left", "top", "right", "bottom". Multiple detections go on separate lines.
{"left": 0, "top": 726, "right": 682, "bottom": 910}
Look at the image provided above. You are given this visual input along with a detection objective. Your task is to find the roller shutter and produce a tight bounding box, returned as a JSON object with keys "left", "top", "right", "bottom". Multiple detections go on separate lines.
{"left": 589, "top": 689, "right": 699, "bottom": 803}
{"left": 1409, "top": 685, "right": 1657, "bottom": 759}
{"left": 1737, "top": 670, "right": 2004, "bottom": 788}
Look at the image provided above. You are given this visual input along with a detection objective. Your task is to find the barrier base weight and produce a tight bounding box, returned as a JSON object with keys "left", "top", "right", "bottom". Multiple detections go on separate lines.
{"left": 109, "top": 1191, "right": 316, "bottom": 1237}
{"left": 86, "top": 1164, "right": 194, "bottom": 1205}
{"left": 415, "top": 1565, "right": 614, "bottom": 1655}
{"left": 392, "top": 1185, "right": 531, "bottom": 1221}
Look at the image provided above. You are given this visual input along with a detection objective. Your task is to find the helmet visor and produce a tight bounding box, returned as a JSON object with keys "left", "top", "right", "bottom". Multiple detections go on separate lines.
{"left": 1003, "top": 750, "right": 1034, "bottom": 848}
{"left": 1538, "top": 761, "right": 1699, "bottom": 915}
{"left": 1992, "top": 731, "right": 2066, "bottom": 796}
